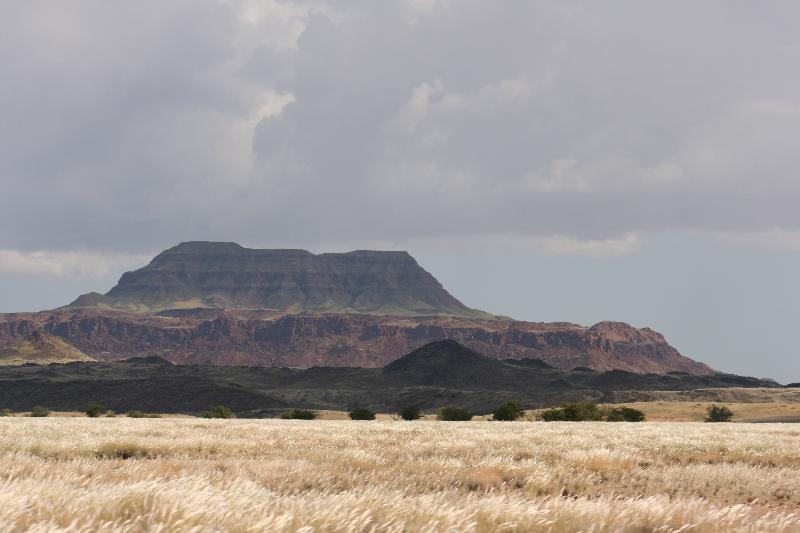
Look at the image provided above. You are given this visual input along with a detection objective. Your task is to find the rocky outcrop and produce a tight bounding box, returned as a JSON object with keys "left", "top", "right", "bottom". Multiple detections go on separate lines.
{"left": 0, "top": 310, "right": 714, "bottom": 374}
{"left": 65, "top": 242, "right": 487, "bottom": 317}
{"left": 0, "top": 331, "right": 95, "bottom": 365}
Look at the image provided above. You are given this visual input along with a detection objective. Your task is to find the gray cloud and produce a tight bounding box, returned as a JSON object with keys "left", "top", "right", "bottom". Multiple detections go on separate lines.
{"left": 2, "top": 1, "right": 800, "bottom": 254}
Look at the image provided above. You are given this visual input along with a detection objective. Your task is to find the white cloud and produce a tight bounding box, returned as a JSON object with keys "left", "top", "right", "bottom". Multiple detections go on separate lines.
{"left": 748, "top": 99, "right": 800, "bottom": 118}
{"left": 315, "top": 233, "right": 642, "bottom": 258}
{"left": 522, "top": 233, "right": 641, "bottom": 257}
{"left": 0, "top": 250, "right": 148, "bottom": 277}
{"left": 714, "top": 228, "right": 800, "bottom": 251}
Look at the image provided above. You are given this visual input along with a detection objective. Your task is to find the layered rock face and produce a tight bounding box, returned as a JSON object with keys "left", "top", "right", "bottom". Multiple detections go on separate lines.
{"left": 0, "top": 310, "right": 713, "bottom": 374}
{"left": 67, "top": 242, "right": 484, "bottom": 316}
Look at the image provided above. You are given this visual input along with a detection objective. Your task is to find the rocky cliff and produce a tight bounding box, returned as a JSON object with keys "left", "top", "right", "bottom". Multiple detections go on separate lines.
{"left": 0, "top": 310, "right": 713, "bottom": 374}
{"left": 66, "top": 242, "right": 486, "bottom": 317}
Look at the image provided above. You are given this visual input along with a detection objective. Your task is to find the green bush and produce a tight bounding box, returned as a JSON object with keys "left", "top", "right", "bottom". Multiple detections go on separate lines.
{"left": 492, "top": 401, "right": 524, "bottom": 421}
{"left": 438, "top": 406, "right": 473, "bottom": 421}
{"left": 85, "top": 403, "right": 106, "bottom": 418}
{"left": 540, "top": 402, "right": 604, "bottom": 422}
{"left": 542, "top": 402, "right": 646, "bottom": 422}
{"left": 606, "top": 407, "right": 646, "bottom": 422}
{"left": 30, "top": 406, "right": 50, "bottom": 417}
{"left": 0, "top": 408, "right": 11, "bottom": 417}
{"left": 280, "top": 409, "right": 317, "bottom": 420}
{"left": 398, "top": 406, "right": 421, "bottom": 421}
{"left": 705, "top": 405, "right": 733, "bottom": 422}
{"left": 203, "top": 405, "right": 235, "bottom": 419}
{"left": 126, "top": 410, "right": 161, "bottom": 418}
{"left": 348, "top": 407, "right": 376, "bottom": 420}
{"left": 540, "top": 407, "right": 566, "bottom": 421}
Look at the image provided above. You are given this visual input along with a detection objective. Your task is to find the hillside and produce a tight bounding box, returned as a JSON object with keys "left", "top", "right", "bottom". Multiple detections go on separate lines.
{"left": 66, "top": 242, "right": 487, "bottom": 317}
{"left": 0, "top": 332, "right": 95, "bottom": 365}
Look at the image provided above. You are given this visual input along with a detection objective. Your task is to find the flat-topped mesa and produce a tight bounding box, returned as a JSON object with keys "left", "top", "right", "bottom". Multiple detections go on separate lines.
{"left": 66, "top": 241, "right": 488, "bottom": 317}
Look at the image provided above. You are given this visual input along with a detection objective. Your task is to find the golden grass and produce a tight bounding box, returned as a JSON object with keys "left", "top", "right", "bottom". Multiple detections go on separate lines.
{"left": 0, "top": 419, "right": 799, "bottom": 531}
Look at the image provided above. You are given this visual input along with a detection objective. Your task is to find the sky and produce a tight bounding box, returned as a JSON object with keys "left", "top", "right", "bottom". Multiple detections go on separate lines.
{"left": 1, "top": 1, "right": 798, "bottom": 381}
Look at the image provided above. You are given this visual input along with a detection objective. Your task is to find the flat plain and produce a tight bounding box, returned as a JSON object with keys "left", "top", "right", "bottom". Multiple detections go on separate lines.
{"left": 1, "top": 419, "right": 799, "bottom": 532}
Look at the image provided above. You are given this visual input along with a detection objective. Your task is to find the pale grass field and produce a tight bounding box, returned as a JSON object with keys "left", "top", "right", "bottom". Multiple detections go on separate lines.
{"left": 1, "top": 419, "right": 799, "bottom": 532}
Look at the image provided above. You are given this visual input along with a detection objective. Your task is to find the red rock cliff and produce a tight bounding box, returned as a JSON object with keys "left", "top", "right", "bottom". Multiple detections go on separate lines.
{"left": 0, "top": 310, "right": 713, "bottom": 374}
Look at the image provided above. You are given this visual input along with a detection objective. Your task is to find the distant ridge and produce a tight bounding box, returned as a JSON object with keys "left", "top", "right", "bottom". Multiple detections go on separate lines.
{"left": 66, "top": 241, "right": 490, "bottom": 317}
{"left": 119, "top": 356, "right": 173, "bottom": 365}
{"left": 3, "top": 241, "right": 716, "bottom": 375}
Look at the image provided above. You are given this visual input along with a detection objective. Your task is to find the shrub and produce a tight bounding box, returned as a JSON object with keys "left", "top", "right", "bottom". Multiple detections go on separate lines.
{"left": 492, "top": 401, "right": 524, "bottom": 421}
{"left": 126, "top": 410, "right": 161, "bottom": 418}
{"left": 281, "top": 409, "right": 317, "bottom": 420}
{"left": 398, "top": 406, "right": 421, "bottom": 421}
{"left": 203, "top": 405, "right": 235, "bottom": 419}
{"left": 706, "top": 405, "right": 733, "bottom": 422}
{"left": 540, "top": 407, "right": 566, "bottom": 421}
{"left": 438, "top": 406, "right": 472, "bottom": 421}
{"left": 348, "top": 407, "right": 376, "bottom": 420}
{"left": 96, "top": 441, "right": 152, "bottom": 459}
{"left": 85, "top": 403, "right": 106, "bottom": 418}
{"left": 541, "top": 402, "right": 604, "bottom": 422}
{"left": 606, "top": 407, "right": 646, "bottom": 422}
{"left": 30, "top": 406, "right": 50, "bottom": 417}
{"left": 0, "top": 408, "right": 11, "bottom": 417}
{"left": 563, "top": 402, "right": 605, "bottom": 421}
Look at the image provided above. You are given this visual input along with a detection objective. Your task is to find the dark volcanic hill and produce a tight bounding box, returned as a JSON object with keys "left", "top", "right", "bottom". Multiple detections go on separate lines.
{"left": 67, "top": 241, "right": 486, "bottom": 317}
{"left": 383, "top": 340, "right": 522, "bottom": 387}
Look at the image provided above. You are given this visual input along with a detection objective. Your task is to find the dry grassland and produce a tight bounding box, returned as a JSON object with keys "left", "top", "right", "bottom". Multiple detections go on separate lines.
{"left": 599, "top": 401, "right": 800, "bottom": 422}
{"left": 0, "top": 418, "right": 799, "bottom": 532}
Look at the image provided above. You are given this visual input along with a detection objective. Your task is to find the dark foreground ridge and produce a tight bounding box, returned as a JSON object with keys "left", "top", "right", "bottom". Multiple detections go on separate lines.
{"left": 0, "top": 340, "right": 777, "bottom": 415}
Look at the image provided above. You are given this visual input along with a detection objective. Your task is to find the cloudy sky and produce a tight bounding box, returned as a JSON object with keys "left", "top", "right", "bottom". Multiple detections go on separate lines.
{"left": 1, "top": 1, "right": 799, "bottom": 380}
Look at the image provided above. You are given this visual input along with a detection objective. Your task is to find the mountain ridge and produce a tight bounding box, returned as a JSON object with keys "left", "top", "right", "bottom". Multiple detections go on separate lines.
{"left": 11, "top": 241, "right": 718, "bottom": 375}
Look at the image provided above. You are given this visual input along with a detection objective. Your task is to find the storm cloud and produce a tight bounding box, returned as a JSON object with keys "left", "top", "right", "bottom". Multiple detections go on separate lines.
{"left": 2, "top": 1, "right": 800, "bottom": 380}
{"left": 2, "top": 1, "right": 800, "bottom": 255}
